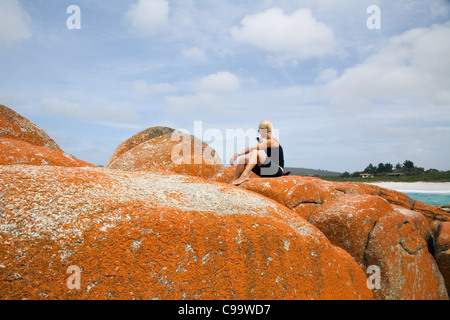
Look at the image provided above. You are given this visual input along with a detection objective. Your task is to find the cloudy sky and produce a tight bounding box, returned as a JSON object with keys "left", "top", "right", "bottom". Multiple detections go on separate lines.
{"left": 1, "top": 0, "right": 449, "bottom": 172}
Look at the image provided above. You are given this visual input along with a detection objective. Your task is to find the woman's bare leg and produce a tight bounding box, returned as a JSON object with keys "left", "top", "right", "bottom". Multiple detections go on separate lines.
{"left": 232, "top": 150, "right": 267, "bottom": 185}
{"left": 233, "top": 156, "right": 249, "bottom": 181}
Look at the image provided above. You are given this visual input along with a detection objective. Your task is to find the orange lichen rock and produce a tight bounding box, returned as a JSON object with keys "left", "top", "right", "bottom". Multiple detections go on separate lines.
{"left": 237, "top": 176, "right": 449, "bottom": 228}
{"left": 309, "top": 194, "right": 448, "bottom": 300}
{"left": 237, "top": 174, "right": 449, "bottom": 299}
{"left": 0, "top": 138, "right": 95, "bottom": 167}
{"left": 356, "top": 184, "right": 450, "bottom": 235}
{"left": 360, "top": 184, "right": 416, "bottom": 210}
{"left": 355, "top": 183, "right": 450, "bottom": 224}
{"left": 434, "top": 222, "right": 450, "bottom": 293}
{"left": 309, "top": 194, "right": 393, "bottom": 267}
{"left": 412, "top": 201, "right": 450, "bottom": 224}
{"left": 239, "top": 176, "right": 341, "bottom": 220}
{"left": 392, "top": 205, "right": 432, "bottom": 242}
{"left": 366, "top": 212, "right": 448, "bottom": 300}
{"left": 0, "top": 165, "right": 372, "bottom": 300}
{"left": 105, "top": 129, "right": 224, "bottom": 180}
{"left": 211, "top": 165, "right": 258, "bottom": 184}
{"left": 210, "top": 165, "right": 236, "bottom": 183}
{"left": 0, "top": 105, "right": 95, "bottom": 168}
{"left": 0, "top": 105, "right": 61, "bottom": 151}
{"left": 104, "top": 126, "right": 175, "bottom": 167}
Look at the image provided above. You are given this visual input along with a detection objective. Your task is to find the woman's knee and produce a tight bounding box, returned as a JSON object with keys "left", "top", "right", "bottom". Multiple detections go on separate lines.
{"left": 249, "top": 149, "right": 259, "bottom": 160}
{"left": 257, "top": 151, "right": 267, "bottom": 166}
{"left": 239, "top": 156, "right": 250, "bottom": 165}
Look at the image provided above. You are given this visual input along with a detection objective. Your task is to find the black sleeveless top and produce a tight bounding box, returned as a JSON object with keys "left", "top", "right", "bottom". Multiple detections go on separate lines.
{"left": 266, "top": 144, "right": 285, "bottom": 169}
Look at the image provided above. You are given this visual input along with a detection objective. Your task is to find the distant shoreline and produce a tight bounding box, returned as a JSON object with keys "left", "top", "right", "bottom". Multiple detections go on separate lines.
{"left": 365, "top": 182, "right": 450, "bottom": 194}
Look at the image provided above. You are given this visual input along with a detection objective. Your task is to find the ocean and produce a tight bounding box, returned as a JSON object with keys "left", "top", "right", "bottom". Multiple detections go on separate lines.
{"left": 367, "top": 183, "right": 450, "bottom": 206}
{"left": 404, "top": 192, "right": 450, "bottom": 206}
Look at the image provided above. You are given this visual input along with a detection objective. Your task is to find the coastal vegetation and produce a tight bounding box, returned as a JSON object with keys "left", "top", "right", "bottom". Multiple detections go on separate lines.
{"left": 325, "top": 160, "right": 450, "bottom": 182}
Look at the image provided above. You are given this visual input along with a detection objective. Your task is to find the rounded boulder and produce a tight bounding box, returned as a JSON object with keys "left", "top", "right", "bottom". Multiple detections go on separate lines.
{"left": 0, "top": 165, "right": 373, "bottom": 300}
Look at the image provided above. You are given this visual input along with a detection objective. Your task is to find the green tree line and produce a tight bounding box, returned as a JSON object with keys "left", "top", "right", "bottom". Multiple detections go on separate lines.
{"left": 337, "top": 160, "right": 450, "bottom": 182}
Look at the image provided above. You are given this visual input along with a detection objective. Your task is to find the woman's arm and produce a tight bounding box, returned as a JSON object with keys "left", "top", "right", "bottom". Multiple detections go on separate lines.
{"left": 230, "top": 139, "right": 273, "bottom": 165}
{"left": 243, "top": 139, "right": 269, "bottom": 155}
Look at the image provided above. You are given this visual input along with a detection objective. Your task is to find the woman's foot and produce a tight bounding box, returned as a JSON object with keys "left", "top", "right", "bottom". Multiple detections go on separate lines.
{"left": 231, "top": 175, "right": 250, "bottom": 186}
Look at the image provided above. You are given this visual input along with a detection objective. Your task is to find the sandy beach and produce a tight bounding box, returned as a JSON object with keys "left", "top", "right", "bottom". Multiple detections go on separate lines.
{"left": 366, "top": 182, "right": 450, "bottom": 194}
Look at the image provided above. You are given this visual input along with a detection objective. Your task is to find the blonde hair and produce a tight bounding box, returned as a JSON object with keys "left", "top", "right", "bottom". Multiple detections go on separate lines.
{"left": 258, "top": 120, "right": 273, "bottom": 133}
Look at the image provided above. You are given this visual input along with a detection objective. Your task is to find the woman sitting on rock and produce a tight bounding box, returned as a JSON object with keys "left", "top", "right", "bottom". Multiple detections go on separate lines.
{"left": 230, "top": 120, "right": 288, "bottom": 186}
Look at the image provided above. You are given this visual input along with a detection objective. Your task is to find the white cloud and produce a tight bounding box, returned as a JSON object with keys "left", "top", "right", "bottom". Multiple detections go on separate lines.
{"left": 164, "top": 92, "right": 222, "bottom": 116}
{"left": 133, "top": 80, "right": 176, "bottom": 94}
{"left": 161, "top": 71, "right": 241, "bottom": 118}
{"left": 0, "top": 0, "right": 31, "bottom": 46}
{"left": 41, "top": 97, "right": 141, "bottom": 123}
{"left": 315, "top": 68, "right": 338, "bottom": 84}
{"left": 196, "top": 72, "right": 240, "bottom": 93}
{"left": 310, "top": 22, "right": 450, "bottom": 171}
{"left": 125, "top": 0, "right": 169, "bottom": 34}
{"left": 181, "top": 47, "right": 207, "bottom": 62}
{"left": 325, "top": 23, "right": 450, "bottom": 112}
{"left": 430, "top": 0, "right": 450, "bottom": 18}
{"left": 231, "top": 8, "right": 335, "bottom": 63}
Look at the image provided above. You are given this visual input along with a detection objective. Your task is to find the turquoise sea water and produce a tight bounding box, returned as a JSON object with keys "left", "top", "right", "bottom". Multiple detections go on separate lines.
{"left": 404, "top": 193, "right": 450, "bottom": 206}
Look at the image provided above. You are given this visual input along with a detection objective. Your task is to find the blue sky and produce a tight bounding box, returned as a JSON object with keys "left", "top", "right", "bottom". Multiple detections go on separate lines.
{"left": 1, "top": 0, "right": 450, "bottom": 172}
